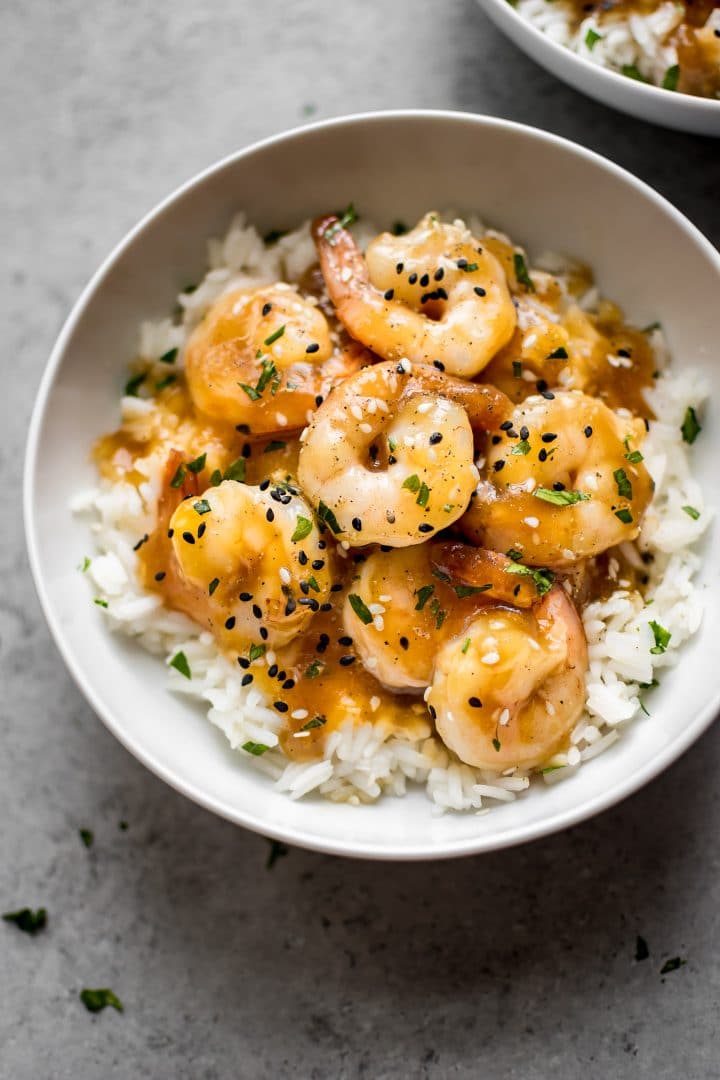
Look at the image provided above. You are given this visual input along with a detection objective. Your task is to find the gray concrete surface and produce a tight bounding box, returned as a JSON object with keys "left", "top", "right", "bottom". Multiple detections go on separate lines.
{"left": 2, "top": 1, "right": 719, "bottom": 1076}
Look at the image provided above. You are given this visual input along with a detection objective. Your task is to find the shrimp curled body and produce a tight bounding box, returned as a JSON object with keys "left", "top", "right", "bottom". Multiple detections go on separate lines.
{"left": 428, "top": 585, "right": 588, "bottom": 770}
{"left": 313, "top": 213, "right": 517, "bottom": 378}
{"left": 185, "top": 283, "right": 367, "bottom": 436}
{"left": 297, "top": 360, "right": 510, "bottom": 547}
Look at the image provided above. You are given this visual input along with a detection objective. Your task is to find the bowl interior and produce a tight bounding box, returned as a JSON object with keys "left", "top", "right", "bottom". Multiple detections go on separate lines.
{"left": 26, "top": 112, "right": 720, "bottom": 858}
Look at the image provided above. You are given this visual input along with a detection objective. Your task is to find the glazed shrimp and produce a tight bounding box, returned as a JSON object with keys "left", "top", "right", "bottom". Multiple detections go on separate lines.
{"left": 297, "top": 359, "right": 511, "bottom": 547}
{"left": 313, "top": 213, "right": 517, "bottom": 378}
{"left": 168, "top": 476, "right": 334, "bottom": 649}
{"left": 427, "top": 586, "right": 588, "bottom": 770}
{"left": 460, "top": 390, "right": 654, "bottom": 567}
{"left": 185, "top": 283, "right": 368, "bottom": 436}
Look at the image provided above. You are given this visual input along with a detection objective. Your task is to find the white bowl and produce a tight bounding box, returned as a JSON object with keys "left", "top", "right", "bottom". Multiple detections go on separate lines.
{"left": 25, "top": 111, "right": 720, "bottom": 859}
{"left": 478, "top": 0, "right": 720, "bottom": 136}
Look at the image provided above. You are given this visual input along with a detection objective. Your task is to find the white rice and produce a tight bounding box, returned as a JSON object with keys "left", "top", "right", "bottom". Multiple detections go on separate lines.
{"left": 74, "top": 213, "right": 711, "bottom": 812}
{"left": 516, "top": 0, "right": 720, "bottom": 95}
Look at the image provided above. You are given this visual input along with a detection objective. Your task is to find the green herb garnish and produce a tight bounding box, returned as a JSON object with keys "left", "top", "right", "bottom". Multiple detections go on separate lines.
{"left": 461, "top": 637, "right": 471, "bottom": 654}
{"left": 585, "top": 27, "right": 602, "bottom": 49}
{"left": 94, "top": 598, "right": 108, "bottom": 608}
{"left": 505, "top": 561, "right": 555, "bottom": 596}
{"left": 154, "top": 373, "right": 177, "bottom": 391}
{"left": 80, "top": 988, "right": 124, "bottom": 1014}
{"left": 682, "top": 505, "right": 700, "bottom": 520}
{"left": 402, "top": 474, "right": 421, "bottom": 493}
{"left": 511, "top": 439, "right": 531, "bottom": 455}
{"left": 649, "top": 620, "right": 671, "bottom": 654}
{"left": 170, "top": 651, "right": 191, "bottom": 679}
{"left": 3, "top": 907, "right": 47, "bottom": 934}
{"left": 222, "top": 457, "right": 245, "bottom": 484}
{"left": 615, "top": 509, "right": 633, "bottom": 524}
{"left": 124, "top": 372, "right": 146, "bottom": 397}
{"left": 264, "top": 440, "right": 287, "bottom": 453}
{"left": 248, "top": 643, "right": 266, "bottom": 662}
{"left": 432, "top": 567, "right": 452, "bottom": 583}
{"left": 78, "top": 556, "right": 91, "bottom": 573}
{"left": 512, "top": 360, "right": 523, "bottom": 378}
{"left": 348, "top": 594, "right": 373, "bottom": 624}
{"left": 534, "top": 487, "right": 590, "bottom": 506}
{"left": 301, "top": 715, "right": 327, "bottom": 731}
{"left": 186, "top": 453, "right": 206, "bottom": 474}
{"left": 159, "top": 347, "right": 178, "bottom": 364}
{"left": 291, "top": 516, "right": 313, "bottom": 542}
{"left": 239, "top": 382, "right": 261, "bottom": 401}
{"left": 513, "top": 253, "right": 535, "bottom": 292}
{"left": 681, "top": 406, "right": 701, "bottom": 444}
{"left": 622, "top": 64, "right": 648, "bottom": 82}
{"left": 209, "top": 469, "right": 222, "bottom": 486}
{"left": 208, "top": 577, "right": 220, "bottom": 596}
{"left": 415, "top": 584, "right": 435, "bottom": 611}
{"left": 547, "top": 346, "right": 568, "bottom": 359}
{"left": 317, "top": 501, "right": 342, "bottom": 534}
{"left": 79, "top": 828, "right": 94, "bottom": 849}
{"left": 662, "top": 64, "right": 680, "bottom": 91}
{"left": 242, "top": 741, "right": 270, "bottom": 756}
{"left": 660, "top": 957, "right": 685, "bottom": 974}
{"left": 304, "top": 659, "right": 323, "bottom": 679}
{"left": 266, "top": 839, "right": 289, "bottom": 868}
{"left": 492, "top": 738, "right": 501, "bottom": 752}
{"left": 170, "top": 463, "right": 186, "bottom": 488}
{"left": 193, "top": 499, "right": 211, "bottom": 515}
{"left": 455, "top": 584, "right": 492, "bottom": 598}
{"left": 625, "top": 449, "right": 644, "bottom": 464}
{"left": 613, "top": 468, "right": 633, "bottom": 500}
{"left": 416, "top": 482, "right": 430, "bottom": 508}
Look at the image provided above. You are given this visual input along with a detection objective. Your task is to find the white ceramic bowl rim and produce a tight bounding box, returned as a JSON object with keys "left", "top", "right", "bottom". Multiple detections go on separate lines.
{"left": 480, "top": 0, "right": 720, "bottom": 119}
{"left": 24, "top": 110, "right": 720, "bottom": 859}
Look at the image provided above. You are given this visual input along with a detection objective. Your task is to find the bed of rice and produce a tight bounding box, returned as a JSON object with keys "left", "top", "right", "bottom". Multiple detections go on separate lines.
{"left": 516, "top": 0, "right": 720, "bottom": 94}
{"left": 71, "top": 212, "right": 710, "bottom": 813}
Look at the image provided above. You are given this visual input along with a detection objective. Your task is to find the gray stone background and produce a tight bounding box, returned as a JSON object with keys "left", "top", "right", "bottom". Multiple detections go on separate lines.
{"left": 3, "top": 1, "right": 720, "bottom": 1076}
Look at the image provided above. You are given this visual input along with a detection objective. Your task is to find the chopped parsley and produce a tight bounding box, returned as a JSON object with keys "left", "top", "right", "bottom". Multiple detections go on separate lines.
{"left": 193, "top": 499, "right": 211, "bottom": 515}
{"left": 79, "top": 828, "right": 94, "bottom": 849}
{"left": 159, "top": 347, "right": 178, "bottom": 364}
{"left": 169, "top": 463, "right": 186, "bottom": 488}
{"left": 209, "top": 469, "right": 222, "bottom": 486}
{"left": 622, "top": 64, "right": 648, "bottom": 82}
{"left": 306, "top": 575, "right": 320, "bottom": 592}
{"left": 317, "top": 501, "right": 342, "bottom": 534}
{"left": 432, "top": 567, "right": 452, "bottom": 583}
{"left": 415, "top": 584, "right": 435, "bottom": 611}
{"left": 506, "top": 548, "right": 523, "bottom": 561}
{"left": 681, "top": 406, "right": 701, "bottom": 444}
{"left": 388, "top": 436, "right": 398, "bottom": 453}
{"left": 429, "top": 598, "right": 447, "bottom": 629}
{"left": 242, "top": 741, "right": 270, "bottom": 756}
{"left": 248, "top": 643, "right": 266, "bottom": 662}
{"left": 263, "top": 325, "right": 285, "bottom": 348}
{"left": 641, "top": 321, "right": 661, "bottom": 334}
{"left": 547, "top": 346, "right": 568, "bottom": 360}
{"left": 613, "top": 468, "right": 633, "bottom": 500}
{"left": 402, "top": 474, "right": 421, "bottom": 493}
{"left": 585, "top": 27, "right": 602, "bottom": 49}
{"left": 304, "top": 659, "right": 324, "bottom": 679}
{"left": 649, "top": 620, "right": 671, "bottom": 654}
{"left": 511, "top": 439, "right": 531, "bottom": 455}
{"left": 455, "top": 584, "right": 492, "bottom": 598}
{"left": 461, "top": 637, "right": 471, "bottom": 654}
{"left": 459, "top": 261, "right": 479, "bottom": 273}
{"left": 682, "top": 505, "right": 700, "bottom": 520}
{"left": 512, "top": 360, "right": 523, "bottom": 378}
{"left": 224, "top": 457, "right": 246, "bottom": 483}
{"left": 505, "top": 560, "right": 555, "bottom": 596}
{"left": 3, "top": 907, "right": 47, "bottom": 934}
{"left": 208, "top": 577, "right": 220, "bottom": 596}
{"left": 615, "top": 509, "right": 633, "bottom": 524}
{"left": 155, "top": 373, "right": 177, "bottom": 391}
{"left": 80, "top": 988, "right": 124, "bottom": 1013}
{"left": 625, "top": 449, "right": 644, "bottom": 464}
{"left": 324, "top": 203, "right": 358, "bottom": 243}
{"left": 301, "top": 714, "right": 327, "bottom": 731}
{"left": 94, "top": 598, "right": 108, "bottom": 609}
{"left": 264, "top": 440, "right": 287, "bottom": 453}
{"left": 239, "top": 382, "right": 261, "bottom": 401}
{"left": 660, "top": 956, "right": 685, "bottom": 974}
{"left": 186, "top": 453, "right": 206, "bottom": 474}
{"left": 492, "top": 737, "right": 501, "bottom": 752}
{"left": 635, "top": 935, "right": 650, "bottom": 962}
{"left": 124, "top": 372, "right": 146, "bottom": 397}
{"left": 291, "top": 516, "right": 313, "bottom": 542}
{"left": 662, "top": 64, "right": 680, "bottom": 91}
{"left": 348, "top": 594, "right": 373, "bottom": 625}
{"left": 416, "top": 482, "right": 430, "bottom": 508}
{"left": 513, "top": 253, "right": 535, "bottom": 292}
{"left": 170, "top": 651, "right": 191, "bottom": 679}
{"left": 534, "top": 487, "right": 590, "bottom": 506}
{"left": 78, "top": 556, "right": 91, "bottom": 573}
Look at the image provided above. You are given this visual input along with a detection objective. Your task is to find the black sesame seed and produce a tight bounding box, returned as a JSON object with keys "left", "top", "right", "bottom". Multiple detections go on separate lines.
{"left": 584, "top": 425, "right": 593, "bottom": 438}
{"left": 274, "top": 701, "right": 289, "bottom": 713}
{"left": 386, "top": 510, "right": 396, "bottom": 524}
{"left": 266, "top": 508, "right": 275, "bottom": 523}
{"left": 474, "top": 286, "right": 487, "bottom": 297}
{"left": 541, "top": 391, "right": 555, "bottom": 400}
{"left": 541, "top": 433, "right": 557, "bottom": 443}
{"left": 408, "top": 273, "right": 417, "bottom": 285}
{"left": 493, "top": 460, "right": 505, "bottom": 472}
{"left": 306, "top": 342, "right": 320, "bottom": 354}
{"left": 434, "top": 267, "right": 444, "bottom": 281}
{"left": 491, "top": 434, "right": 502, "bottom": 445}
{"left": 468, "top": 696, "right": 482, "bottom": 708}
{"left": 299, "top": 581, "right": 309, "bottom": 595}
{"left": 500, "top": 420, "right": 513, "bottom": 431}
{"left": 318, "top": 540, "right": 326, "bottom": 550}
{"left": 396, "top": 262, "right": 404, "bottom": 274}
{"left": 418, "top": 523, "right": 434, "bottom": 533}
{"left": 388, "top": 455, "right": 397, "bottom": 466}
{"left": 268, "top": 664, "right": 278, "bottom": 678}
{"left": 298, "top": 550, "right": 308, "bottom": 566}
{"left": 285, "top": 597, "right": 297, "bottom": 616}
{"left": 513, "top": 583, "right": 521, "bottom": 596}
{"left": 433, "top": 360, "right": 445, "bottom": 371}
{"left": 315, "top": 394, "right": 324, "bottom": 406}
{"left": 133, "top": 534, "right": 149, "bottom": 551}
{"left": 339, "top": 655, "right": 356, "bottom": 666}
{"left": 259, "top": 479, "right": 270, "bottom": 491}
{"left": 420, "top": 293, "right": 431, "bottom": 305}
{"left": 182, "top": 531, "right": 195, "bottom": 545}
{"left": 420, "top": 273, "right": 430, "bottom": 287}
{"left": 311, "top": 559, "right": 325, "bottom": 570}
{"left": 259, "top": 627, "right": 268, "bottom": 640}
{"left": 262, "top": 302, "right": 272, "bottom": 316}
{"left": 237, "top": 657, "right": 250, "bottom": 669}
{"left": 538, "top": 449, "right": 548, "bottom": 462}
{"left": 457, "top": 258, "right": 468, "bottom": 269}
{"left": 252, "top": 604, "right": 262, "bottom": 619}
{"left": 225, "top": 616, "right": 236, "bottom": 630}
{"left": 519, "top": 426, "right": 529, "bottom": 440}
{"left": 428, "top": 705, "right": 437, "bottom": 720}
{"left": 429, "top": 432, "right": 443, "bottom": 445}
{"left": 330, "top": 583, "right": 343, "bottom": 593}
{"left": 282, "top": 678, "right": 295, "bottom": 690}
{"left": 197, "top": 523, "right": 206, "bottom": 538}
{"left": 436, "top": 287, "right": 448, "bottom": 301}
{"left": 236, "top": 423, "right": 250, "bottom": 434}
{"left": 277, "top": 670, "right": 286, "bottom": 682}
{"left": 241, "top": 673, "right": 253, "bottom": 686}
{"left": 553, "top": 482, "right": 566, "bottom": 491}
{"left": 298, "top": 597, "right": 319, "bottom": 611}
{"left": 316, "top": 633, "right": 330, "bottom": 653}
{"left": 384, "top": 288, "right": 395, "bottom": 301}
{"left": 536, "top": 380, "right": 548, "bottom": 393}
{"left": 319, "top": 602, "right": 332, "bottom": 612}
{"left": 399, "top": 636, "right": 409, "bottom": 650}
{"left": 167, "top": 528, "right": 174, "bottom": 539}
{"left": 154, "top": 571, "right": 166, "bottom": 582}
{"left": 352, "top": 517, "right": 362, "bottom": 532}
{"left": 338, "top": 635, "right": 353, "bottom": 646}
{"left": 618, "top": 348, "right": 631, "bottom": 358}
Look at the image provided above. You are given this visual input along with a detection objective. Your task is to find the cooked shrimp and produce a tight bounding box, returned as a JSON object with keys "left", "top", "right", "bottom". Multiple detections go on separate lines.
{"left": 460, "top": 390, "right": 654, "bottom": 567}
{"left": 313, "top": 213, "right": 517, "bottom": 378}
{"left": 428, "top": 586, "right": 587, "bottom": 770}
{"left": 297, "top": 359, "right": 510, "bottom": 547}
{"left": 168, "top": 476, "right": 333, "bottom": 649}
{"left": 185, "top": 283, "right": 368, "bottom": 435}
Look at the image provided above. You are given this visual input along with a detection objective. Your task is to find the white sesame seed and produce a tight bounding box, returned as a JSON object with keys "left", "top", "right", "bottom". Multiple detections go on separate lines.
{"left": 340, "top": 266, "right": 352, "bottom": 282}
{"left": 293, "top": 731, "right": 311, "bottom": 739}
{"left": 373, "top": 615, "right": 385, "bottom": 631}
{"left": 279, "top": 567, "right": 291, "bottom": 584}
{"left": 417, "top": 401, "right": 433, "bottom": 414}
{"left": 378, "top": 595, "right": 392, "bottom": 603}
{"left": 340, "top": 541, "right": 350, "bottom": 551}
{"left": 366, "top": 656, "right": 378, "bottom": 670}
{"left": 567, "top": 746, "right": 581, "bottom": 766}
{"left": 275, "top": 412, "right": 288, "bottom": 427}
{"left": 370, "top": 696, "right": 381, "bottom": 712}
{"left": 545, "top": 700, "right": 556, "bottom": 716}
{"left": 399, "top": 358, "right": 412, "bottom": 373}
{"left": 423, "top": 686, "right": 432, "bottom": 702}
{"left": 265, "top": 650, "right": 276, "bottom": 666}
{"left": 562, "top": 549, "right": 575, "bottom": 560}
{"left": 481, "top": 651, "right": 500, "bottom": 665}
{"left": 359, "top": 422, "right": 373, "bottom": 434}
{"left": 291, "top": 708, "right": 309, "bottom": 720}
{"left": 499, "top": 707, "right": 510, "bottom": 726}
{"left": 350, "top": 404, "right": 363, "bottom": 421}
{"left": 369, "top": 603, "right": 385, "bottom": 615}
{"left": 523, "top": 516, "right": 540, "bottom": 528}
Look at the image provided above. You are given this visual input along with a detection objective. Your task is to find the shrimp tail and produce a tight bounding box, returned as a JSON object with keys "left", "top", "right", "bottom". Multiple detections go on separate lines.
{"left": 312, "top": 215, "right": 370, "bottom": 307}
{"left": 406, "top": 366, "right": 512, "bottom": 429}
{"left": 431, "top": 542, "right": 538, "bottom": 608}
